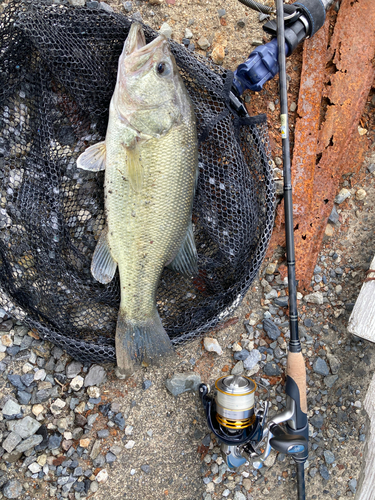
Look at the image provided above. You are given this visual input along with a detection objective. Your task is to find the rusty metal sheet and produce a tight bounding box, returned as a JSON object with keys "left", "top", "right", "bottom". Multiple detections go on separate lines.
{"left": 268, "top": 0, "right": 375, "bottom": 290}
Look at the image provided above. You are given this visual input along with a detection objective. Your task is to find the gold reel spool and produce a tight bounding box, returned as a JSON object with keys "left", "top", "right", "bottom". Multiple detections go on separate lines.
{"left": 216, "top": 413, "right": 256, "bottom": 430}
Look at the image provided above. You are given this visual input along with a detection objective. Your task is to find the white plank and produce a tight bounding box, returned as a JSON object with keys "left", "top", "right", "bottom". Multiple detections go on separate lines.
{"left": 355, "top": 373, "right": 375, "bottom": 500}
{"left": 348, "top": 255, "right": 375, "bottom": 342}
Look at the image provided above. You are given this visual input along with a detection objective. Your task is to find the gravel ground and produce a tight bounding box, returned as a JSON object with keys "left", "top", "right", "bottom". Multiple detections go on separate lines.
{"left": 0, "top": 0, "right": 375, "bottom": 499}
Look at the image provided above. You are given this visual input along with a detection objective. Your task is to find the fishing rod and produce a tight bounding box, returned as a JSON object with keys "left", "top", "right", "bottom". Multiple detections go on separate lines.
{"left": 200, "top": 1, "right": 337, "bottom": 499}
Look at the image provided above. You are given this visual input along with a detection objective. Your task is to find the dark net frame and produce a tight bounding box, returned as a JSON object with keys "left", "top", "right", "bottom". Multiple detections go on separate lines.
{"left": 0, "top": 0, "right": 276, "bottom": 364}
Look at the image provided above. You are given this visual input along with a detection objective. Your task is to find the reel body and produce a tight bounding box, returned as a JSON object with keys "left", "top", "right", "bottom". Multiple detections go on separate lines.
{"left": 199, "top": 375, "right": 308, "bottom": 470}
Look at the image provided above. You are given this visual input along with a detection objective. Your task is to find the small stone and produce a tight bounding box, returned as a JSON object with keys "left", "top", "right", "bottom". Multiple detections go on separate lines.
{"left": 328, "top": 205, "right": 340, "bottom": 224}
{"left": 204, "top": 337, "right": 223, "bottom": 355}
{"left": 158, "top": 22, "right": 172, "bottom": 38}
{"left": 264, "top": 362, "right": 281, "bottom": 377}
{"left": 367, "top": 163, "right": 375, "bottom": 174}
{"left": 348, "top": 478, "right": 357, "bottom": 493}
{"left": 324, "top": 450, "right": 335, "bottom": 465}
{"left": 125, "top": 440, "right": 135, "bottom": 449}
{"left": 266, "top": 262, "right": 277, "bottom": 274}
{"left": 3, "top": 478, "right": 23, "bottom": 498}
{"left": 358, "top": 126, "right": 367, "bottom": 136}
{"left": 234, "top": 349, "right": 249, "bottom": 361}
{"left": 319, "top": 464, "right": 329, "bottom": 480}
{"left": 14, "top": 416, "right": 41, "bottom": 439}
{"left": 274, "top": 296, "right": 289, "bottom": 307}
{"left": 141, "top": 464, "right": 150, "bottom": 474}
{"left": 123, "top": 1, "right": 132, "bottom": 12}
{"left": 15, "top": 434, "right": 43, "bottom": 453}
{"left": 48, "top": 433, "right": 62, "bottom": 449}
{"left": 268, "top": 102, "right": 275, "bottom": 112}
{"left": 97, "top": 429, "right": 109, "bottom": 438}
{"left": 237, "top": 18, "right": 246, "bottom": 28}
{"left": 2, "top": 432, "right": 22, "bottom": 453}
{"left": 17, "top": 391, "right": 31, "bottom": 405}
{"left": 326, "top": 354, "right": 341, "bottom": 374}
{"left": 211, "top": 45, "right": 225, "bottom": 65}
{"left": 66, "top": 361, "right": 83, "bottom": 379}
{"left": 313, "top": 357, "right": 329, "bottom": 376}
{"left": 2, "top": 399, "right": 22, "bottom": 418}
{"left": 70, "top": 375, "right": 84, "bottom": 391}
{"left": 87, "top": 386, "right": 100, "bottom": 398}
{"left": 165, "top": 373, "right": 201, "bottom": 396}
{"left": 233, "top": 492, "right": 246, "bottom": 500}
{"left": 197, "top": 37, "right": 210, "bottom": 51}
{"left": 324, "top": 375, "right": 338, "bottom": 388}
{"left": 218, "top": 8, "right": 226, "bottom": 17}
{"left": 310, "top": 414, "right": 324, "bottom": 429}
{"left": 96, "top": 469, "right": 108, "bottom": 483}
{"left": 304, "top": 292, "right": 324, "bottom": 305}
{"left": 263, "top": 318, "right": 280, "bottom": 340}
{"left": 335, "top": 188, "right": 350, "bottom": 204}
{"left": 50, "top": 398, "right": 66, "bottom": 415}
{"left": 84, "top": 365, "right": 106, "bottom": 387}
{"left": 244, "top": 349, "right": 261, "bottom": 370}
{"left": 131, "top": 11, "right": 142, "bottom": 22}
{"left": 185, "top": 28, "right": 193, "bottom": 39}
{"left": 149, "top": 0, "right": 163, "bottom": 4}
{"left": 28, "top": 462, "right": 42, "bottom": 473}
{"left": 356, "top": 188, "right": 366, "bottom": 201}
{"left": 32, "top": 404, "right": 44, "bottom": 417}
{"left": 1, "top": 335, "right": 13, "bottom": 347}
{"left": 290, "top": 102, "right": 297, "bottom": 112}
{"left": 142, "top": 380, "right": 152, "bottom": 390}
{"left": 231, "top": 361, "right": 244, "bottom": 375}
{"left": 90, "top": 440, "right": 101, "bottom": 460}
{"left": 79, "top": 438, "right": 91, "bottom": 448}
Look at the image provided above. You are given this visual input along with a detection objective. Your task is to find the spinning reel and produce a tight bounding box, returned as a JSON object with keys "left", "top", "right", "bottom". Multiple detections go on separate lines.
{"left": 199, "top": 375, "right": 308, "bottom": 470}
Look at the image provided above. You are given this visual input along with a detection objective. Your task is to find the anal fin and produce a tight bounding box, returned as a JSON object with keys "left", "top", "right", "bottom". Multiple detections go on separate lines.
{"left": 77, "top": 141, "right": 106, "bottom": 172}
{"left": 167, "top": 222, "right": 198, "bottom": 278}
{"left": 91, "top": 227, "right": 117, "bottom": 284}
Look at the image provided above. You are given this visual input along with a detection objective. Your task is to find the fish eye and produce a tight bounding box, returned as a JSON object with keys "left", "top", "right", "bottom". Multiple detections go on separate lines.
{"left": 156, "top": 62, "right": 171, "bottom": 76}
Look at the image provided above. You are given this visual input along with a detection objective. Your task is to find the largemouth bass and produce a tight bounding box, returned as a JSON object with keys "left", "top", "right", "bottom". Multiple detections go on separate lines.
{"left": 77, "top": 23, "right": 198, "bottom": 378}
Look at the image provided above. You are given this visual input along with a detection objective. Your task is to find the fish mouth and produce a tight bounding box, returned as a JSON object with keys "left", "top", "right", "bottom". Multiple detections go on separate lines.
{"left": 121, "top": 22, "right": 169, "bottom": 62}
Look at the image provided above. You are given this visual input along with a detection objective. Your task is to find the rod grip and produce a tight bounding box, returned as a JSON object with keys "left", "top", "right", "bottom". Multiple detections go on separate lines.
{"left": 287, "top": 351, "right": 307, "bottom": 414}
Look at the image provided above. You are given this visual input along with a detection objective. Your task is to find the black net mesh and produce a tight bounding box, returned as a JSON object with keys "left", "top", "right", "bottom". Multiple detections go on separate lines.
{"left": 0, "top": 0, "right": 275, "bottom": 364}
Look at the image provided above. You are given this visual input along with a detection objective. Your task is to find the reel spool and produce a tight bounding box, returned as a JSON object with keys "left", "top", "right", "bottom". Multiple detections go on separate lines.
{"left": 215, "top": 375, "right": 257, "bottom": 431}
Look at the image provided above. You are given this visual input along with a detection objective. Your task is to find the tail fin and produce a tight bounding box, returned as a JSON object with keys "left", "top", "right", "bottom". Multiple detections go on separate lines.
{"left": 115, "top": 309, "right": 174, "bottom": 378}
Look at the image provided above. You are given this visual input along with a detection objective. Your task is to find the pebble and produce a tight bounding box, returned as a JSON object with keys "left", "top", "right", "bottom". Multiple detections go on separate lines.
{"left": 218, "top": 8, "right": 226, "bottom": 17}
{"left": 290, "top": 102, "right": 297, "bottom": 112}
{"left": 324, "top": 450, "right": 335, "bottom": 465}
{"left": 319, "top": 465, "right": 329, "bottom": 480}
{"left": 310, "top": 414, "right": 324, "bottom": 429}
{"left": 335, "top": 188, "right": 351, "bottom": 204}
{"left": 158, "top": 22, "right": 172, "bottom": 38}
{"left": 96, "top": 469, "right": 108, "bottom": 483}
{"left": 231, "top": 361, "right": 244, "bottom": 375}
{"left": 304, "top": 291, "right": 324, "bottom": 305}
{"left": 125, "top": 440, "right": 135, "bottom": 449}
{"left": 328, "top": 205, "right": 340, "bottom": 224}
{"left": 66, "top": 361, "right": 83, "bottom": 378}
{"left": 264, "top": 362, "right": 281, "bottom": 377}
{"left": 243, "top": 349, "right": 261, "bottom": 370}
{"left": 356, "top": 188, "right": 366, "bottom": 200}
{"left": 2, "top": 479, "right": 23, "bottom": 498}
{"left": 326, "top": 354, "right": 341, "bottom": 374}
{"left": 142, "top": 380, "right": 152, "bottom": 390}
{"left": 204, "top": 337, "right": 223, "bottom": 355}
{"left": 141, "top": 464, "right": 151, "bottom": 474}
{"left": 70, "top": 375, "right": 84, "bottom": 391}
{"left": 123, "top": 1, "right": 132, "bottom": 12}
{"left": 84, "top": 365, "right": 106, "bottom": 387}
{"left": 367, "top": 163, "right": 375, "bottom": 173}
{"left": 211, "top": 45, "right": 225, "bottom": 65}
{"left": 313, "top": 357, "right": 330, "bottom": 376}
{"left": 165, "top": 373, "right": 201, "bottom": 396}
{"left": 234, "top": 349, "right": 249, "bottom": 361}
{"left": 197, "top": 37, "right": 210, "bottom": 51}
{"left": 263, "top": 318, "right": 280, "bottom": 340}
{"left": 348, "top": 478, "right": 357, "bottom": 493}
{"left": 184, "top": 28, "right": 193, "bottom": 39}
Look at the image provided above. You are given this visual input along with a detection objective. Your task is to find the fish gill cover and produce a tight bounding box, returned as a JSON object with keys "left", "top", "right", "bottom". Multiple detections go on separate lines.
{"left": 0, "top": 0, "right": 275, "bottom": 363}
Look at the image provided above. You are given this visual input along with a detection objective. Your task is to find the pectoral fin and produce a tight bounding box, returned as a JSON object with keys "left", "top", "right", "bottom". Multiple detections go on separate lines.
{"left": 167, "top": 222, "right": 198, "bottom": 278}
{"left": 77, "top": 142, "right": 106, "bottom": 172}
{"left": 125, "top": 145, "right": 144, "bottom": 192}
{"left": 91, "top": 227, "right": 117, "bottom": 284}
